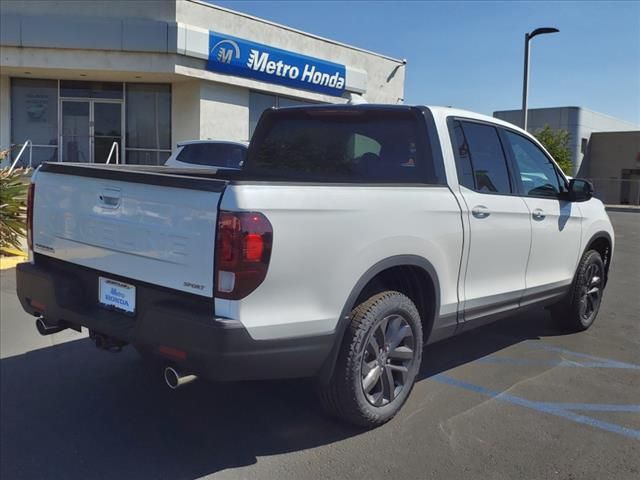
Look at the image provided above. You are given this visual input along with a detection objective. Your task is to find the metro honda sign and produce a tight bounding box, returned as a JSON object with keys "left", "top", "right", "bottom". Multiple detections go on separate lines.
{"left": 206, "top": 31, "right": 346, "bottom": 96}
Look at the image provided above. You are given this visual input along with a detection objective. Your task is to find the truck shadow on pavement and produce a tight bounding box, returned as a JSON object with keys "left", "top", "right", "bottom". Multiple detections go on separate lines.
{"left": 0, "top": 308, "right": 565, "bottom": 480}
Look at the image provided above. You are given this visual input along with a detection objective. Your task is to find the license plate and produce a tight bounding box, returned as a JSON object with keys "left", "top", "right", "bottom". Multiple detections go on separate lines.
{"left": 99, "top": 277, "right": 136, "bottom": 314}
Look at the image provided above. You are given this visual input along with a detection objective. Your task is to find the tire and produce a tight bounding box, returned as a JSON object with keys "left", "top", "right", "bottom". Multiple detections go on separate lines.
{"left": 318, "top": 291, "right": 423, "bottom": 428}
{"left": 551, "top": 250, "right": 605, "bottom": 332}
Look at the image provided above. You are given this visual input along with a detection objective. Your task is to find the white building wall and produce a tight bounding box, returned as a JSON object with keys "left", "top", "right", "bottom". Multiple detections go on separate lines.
{"left": 199, "top": 81, "right": 250, "bottom": 143}
{"left": 171, "top": 80, "right": 201, "bottom": 146}
{"left": 176, "top": 0, "right": 405, "bottom": 104}
{"left": 1, "top": 0, "right": 407, "bottom": 165}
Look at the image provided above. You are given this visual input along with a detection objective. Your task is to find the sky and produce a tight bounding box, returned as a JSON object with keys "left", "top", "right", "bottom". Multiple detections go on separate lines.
{"left": 212, "top": 0, "right": 640, "bottom": 125}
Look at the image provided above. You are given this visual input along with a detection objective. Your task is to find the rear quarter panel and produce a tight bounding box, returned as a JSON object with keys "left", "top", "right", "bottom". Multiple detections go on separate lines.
{"left": 216, "top": 184, "right": 463, "bottom": 340}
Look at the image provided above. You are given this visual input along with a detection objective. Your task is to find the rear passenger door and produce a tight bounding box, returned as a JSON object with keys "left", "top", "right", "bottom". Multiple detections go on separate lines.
{"left": 450, "top": 120, "right": 532, "bottom": 323}
{"left": 501, "top": 129, "right": 582, "bottom": 302}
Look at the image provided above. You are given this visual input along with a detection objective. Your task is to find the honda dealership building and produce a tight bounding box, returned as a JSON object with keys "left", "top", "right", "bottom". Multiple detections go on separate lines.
{"left": 0, "top": 0, "right": 405, "bottom": 167}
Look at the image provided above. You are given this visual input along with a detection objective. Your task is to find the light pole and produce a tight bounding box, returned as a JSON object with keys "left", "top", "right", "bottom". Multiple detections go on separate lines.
{"left": 522, "top": 27, "right": 559, "bottom": 131}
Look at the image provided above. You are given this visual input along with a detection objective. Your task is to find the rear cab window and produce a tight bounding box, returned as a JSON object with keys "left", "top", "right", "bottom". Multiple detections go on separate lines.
{"left": 246, "top": 107, "right": 446, "bottom": 184}
{"left": 176, "top": 143, "right": 247, "bottom": 168}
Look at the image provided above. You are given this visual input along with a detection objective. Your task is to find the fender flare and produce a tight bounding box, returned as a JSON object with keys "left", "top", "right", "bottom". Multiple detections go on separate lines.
{"left": 317, "top": 255, "right": 440, "bottom": 384}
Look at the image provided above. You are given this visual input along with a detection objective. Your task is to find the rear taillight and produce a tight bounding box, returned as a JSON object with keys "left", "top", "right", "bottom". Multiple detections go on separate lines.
{"left": 215, "top": 211, "right": 273, "bottom": 300}
{"left": 26, "top": 183, "right": 35, "bottom": 251}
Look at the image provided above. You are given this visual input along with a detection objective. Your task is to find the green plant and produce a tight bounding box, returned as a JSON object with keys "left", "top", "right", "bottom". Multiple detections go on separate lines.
{"left": 0, "top": 158, "right": 30, "bottom": 252}
{"left": 534, "top": 125, "right": 573, "bottom": 175}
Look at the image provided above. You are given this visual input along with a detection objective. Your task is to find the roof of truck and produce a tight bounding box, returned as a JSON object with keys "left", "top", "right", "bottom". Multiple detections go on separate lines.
{"left": 271, "top": 103, "right": 527, "bottom": 135}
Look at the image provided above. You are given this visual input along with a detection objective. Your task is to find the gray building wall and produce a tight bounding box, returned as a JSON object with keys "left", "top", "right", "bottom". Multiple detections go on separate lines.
{"left": 493, "top": 107, "right": 639, "bottom": 176}
{"left": 584, "top": 131, "right": 640, "bottom": 205}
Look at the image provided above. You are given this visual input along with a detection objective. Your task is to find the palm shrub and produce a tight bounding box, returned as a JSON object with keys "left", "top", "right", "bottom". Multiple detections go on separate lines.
{"left": 0, "top": 148, "right": 30, "bottom": 253}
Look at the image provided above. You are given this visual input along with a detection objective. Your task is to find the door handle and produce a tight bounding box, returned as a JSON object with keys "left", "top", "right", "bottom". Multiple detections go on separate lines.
{"left": 532, "top": 208, "right": 546, "bottom": 221}
{"left": 99, "top": 188, "right": 121, "bottom": 208}
{"left": 471, "top": 205, "right": 490, "bottom": 219}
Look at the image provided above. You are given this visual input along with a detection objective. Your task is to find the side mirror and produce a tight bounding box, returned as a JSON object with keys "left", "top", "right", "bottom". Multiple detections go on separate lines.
{"left": 567, "top": 178, "right": 594, "bottom": 202}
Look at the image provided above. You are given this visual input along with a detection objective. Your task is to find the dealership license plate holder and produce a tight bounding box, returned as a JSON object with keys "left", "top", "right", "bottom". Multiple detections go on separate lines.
{"left": 98, "top": 277, "right": 136, "bottom": 314}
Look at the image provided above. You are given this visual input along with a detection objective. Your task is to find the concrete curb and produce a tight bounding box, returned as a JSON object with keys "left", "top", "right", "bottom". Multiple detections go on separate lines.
{"left": 0, "top": 256, "right": 26, "bottom": 270}
{"left": 605, "top": 205, "right": 640, "bottom": 213}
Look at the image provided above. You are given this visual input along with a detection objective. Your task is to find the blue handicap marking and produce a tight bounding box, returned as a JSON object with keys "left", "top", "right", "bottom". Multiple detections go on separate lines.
{"left": 475, "top": 341, "right": 640, "bottom": 370}
{"left": 525, "top": 342, "right": 640, "bottom": 370}
{"left": 432, "top": 342, "right": 640, "bottom": 440}
{"left": 432, "top": 374, "right": 640, "bottom": 440}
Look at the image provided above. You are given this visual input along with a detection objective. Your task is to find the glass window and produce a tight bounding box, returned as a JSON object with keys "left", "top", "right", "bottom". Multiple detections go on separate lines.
{"left": 247, "top": 108, "right": 438, "bottom": 183}
{"left": 504, "top": 130, "right": 565, "bottom": 197}
{"left": 176, "top": 143, "right": 247, "bottom": 168}
{"left": 457, "top": 121, "right": 512, "bottom": 194}
{"left": 126, "top": 150, "right": 171, "bottom": 166}
{"left": 350, "top": 133, "right": 381, "bottom": 159}
{"left": 277, "top": 96, "right": 309, "bottom": 108}
{"left": 10, "top": 147, "right": 58, "bottom": 169}
{"left": 60, "top": 81, "right": 123, "bottom": 99}
{"left": 450, "top": 120, "right": 475, "bottom": 190}
{"left": 11, "top": 78, "right": 59, "bottom": 150}
{"left": 249, "top": 92, "right": 277, "bottom": 138}
{"left": 125, "top": 83, "right": 171, "bottom": 165}
{"left": 249, "top": 92, "right": 315, "bottom": 138}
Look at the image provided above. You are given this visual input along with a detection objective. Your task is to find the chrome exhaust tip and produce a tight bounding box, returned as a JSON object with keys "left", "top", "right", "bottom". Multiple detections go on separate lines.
{"left": 164, "top": 366, "right": 197, "bottom": 390}
{"left": 35, "top": 317, "right": 66, "bottom": 336}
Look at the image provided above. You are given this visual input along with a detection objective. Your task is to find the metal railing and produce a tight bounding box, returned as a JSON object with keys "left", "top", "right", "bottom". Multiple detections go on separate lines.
{"left": 587, "top": 177, "right": 640, "bottom": 206}
{"left": 7, "top": 140, "right": 33, "bottom": 174}
{"left": 105, "top": 141, "right": 119, "bottom": 165}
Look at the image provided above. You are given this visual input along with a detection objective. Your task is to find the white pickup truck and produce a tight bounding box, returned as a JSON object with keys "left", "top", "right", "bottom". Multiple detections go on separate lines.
{"left": 17, "top": 105, "right": 614, "bottom": 427}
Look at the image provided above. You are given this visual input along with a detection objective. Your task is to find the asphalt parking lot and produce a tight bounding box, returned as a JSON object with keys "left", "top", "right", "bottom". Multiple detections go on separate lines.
{"left": 1, "top": 211, "right": 638, "bottom": 480}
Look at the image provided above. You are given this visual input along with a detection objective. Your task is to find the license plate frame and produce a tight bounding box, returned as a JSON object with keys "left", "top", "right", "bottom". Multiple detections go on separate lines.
{"left": 98, "top": 277, "right": 136, "bottom": 314}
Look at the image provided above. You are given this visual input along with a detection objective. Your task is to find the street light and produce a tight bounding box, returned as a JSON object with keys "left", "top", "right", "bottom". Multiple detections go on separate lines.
{"left": 521, "top": 27, "right": 559, "bottom": 131}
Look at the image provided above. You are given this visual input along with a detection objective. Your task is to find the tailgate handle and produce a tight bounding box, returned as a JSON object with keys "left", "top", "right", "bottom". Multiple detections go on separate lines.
{"left": 99, "top": 188, "right": 121, "bottom": 208}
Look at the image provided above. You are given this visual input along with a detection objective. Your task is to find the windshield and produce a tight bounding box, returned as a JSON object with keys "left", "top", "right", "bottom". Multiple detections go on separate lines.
{"left": 176, "top": 143, "right": 247, "bottom": 168}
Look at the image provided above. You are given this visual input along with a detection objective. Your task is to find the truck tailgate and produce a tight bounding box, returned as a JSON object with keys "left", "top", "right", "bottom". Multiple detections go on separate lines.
{"left": 32, "top": 164, "right": 225, "bottom": 297}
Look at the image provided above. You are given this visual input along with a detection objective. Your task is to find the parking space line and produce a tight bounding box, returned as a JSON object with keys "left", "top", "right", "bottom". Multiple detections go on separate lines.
{"left": 475, "top": 357, "right": 640, "bottom": 369}
{"left": 432, "top": 374, "right": 640, "bottom": 441}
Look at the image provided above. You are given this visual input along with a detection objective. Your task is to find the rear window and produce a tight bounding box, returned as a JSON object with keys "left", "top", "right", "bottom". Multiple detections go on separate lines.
{"left": 176, "top": 143, "right": 247, "bottom": 168}
{"left": 246, "top": 108, "right": 444, "bottom": 184}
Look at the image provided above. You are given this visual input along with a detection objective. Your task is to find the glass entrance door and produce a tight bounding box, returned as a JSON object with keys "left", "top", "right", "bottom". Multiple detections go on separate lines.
{"left": 60, "top": 100, "right": 122, "bottom": 163}
{"left": 93, "top": 102, "right": 122, "bottom": 163}
{"left": 61, "top": 101, "right": 90, "bottom": 163}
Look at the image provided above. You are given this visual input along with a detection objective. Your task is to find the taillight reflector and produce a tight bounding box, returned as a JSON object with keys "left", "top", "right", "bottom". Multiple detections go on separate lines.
{"left": 27, "top": 183, "right": 35, "bottom": 251}
{"left": 215, "top": 211, "right": 273, "bottom": 300}
{"left": 157, "top": 345, "right": 187, "bottom": 361}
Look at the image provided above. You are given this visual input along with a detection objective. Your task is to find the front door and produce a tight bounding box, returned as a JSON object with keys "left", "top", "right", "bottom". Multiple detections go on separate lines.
{"left": 501, "top": 129, "right": 582, "bottom": 302}
{"left": 60, "top": 100, "right": 122, "bottom": 163}
{"left": 450, "top": 119, "right": 532, "bottom": 323}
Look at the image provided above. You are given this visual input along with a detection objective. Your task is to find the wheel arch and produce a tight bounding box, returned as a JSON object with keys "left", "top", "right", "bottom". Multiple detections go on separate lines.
{"left": 584, "top": 231, "right": 613, "bottom": 285}
{"left": 318, "top": 255, "right": 440, "bottom": 385}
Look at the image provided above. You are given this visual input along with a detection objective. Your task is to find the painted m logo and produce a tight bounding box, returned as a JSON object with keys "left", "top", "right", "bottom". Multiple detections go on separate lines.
{"left": 217, "top": 47, "right": 234, "bottom": 64}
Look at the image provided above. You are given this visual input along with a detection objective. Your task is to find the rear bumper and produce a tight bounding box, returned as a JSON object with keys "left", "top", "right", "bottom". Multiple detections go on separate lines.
{"left": 16, "top": 255, "right": 334, "bottom": 381}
